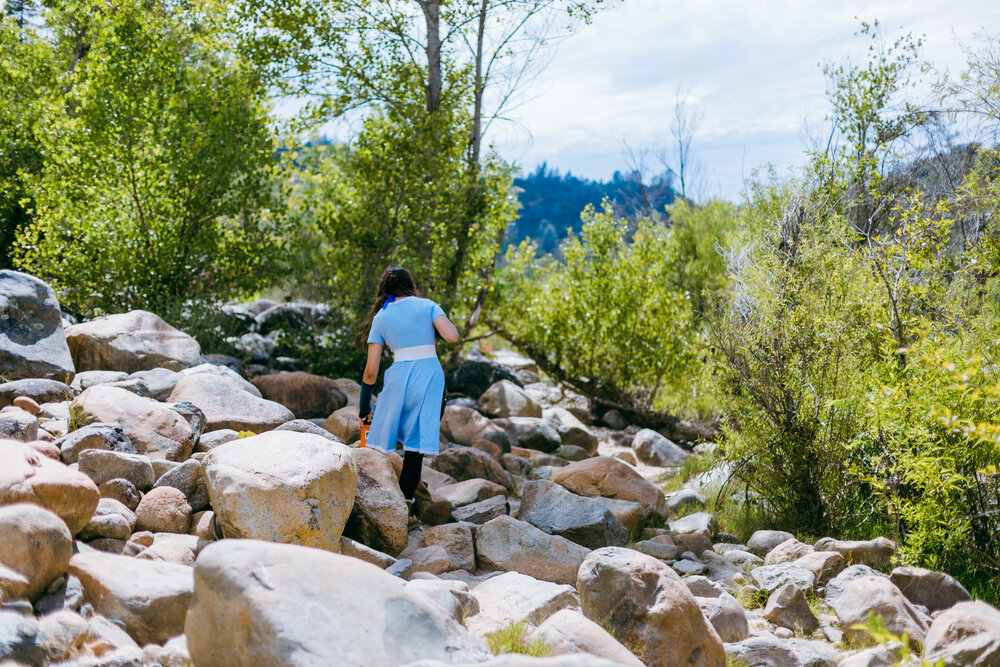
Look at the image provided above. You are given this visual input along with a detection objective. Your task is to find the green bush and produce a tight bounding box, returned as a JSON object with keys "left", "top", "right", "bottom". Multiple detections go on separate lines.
{"left": 13, "top": 0, "right": 285, "bottom": 317}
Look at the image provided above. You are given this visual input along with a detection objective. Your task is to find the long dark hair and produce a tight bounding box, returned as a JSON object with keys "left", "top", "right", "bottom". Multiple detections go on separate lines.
{"left": 355, "top": 266, "right": 418, "bottom": 347}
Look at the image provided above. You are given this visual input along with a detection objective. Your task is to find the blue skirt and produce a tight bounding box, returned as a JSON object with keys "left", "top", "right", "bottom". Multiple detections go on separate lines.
{"left": 369, "top": 358, "right": 445, "bottom": 455}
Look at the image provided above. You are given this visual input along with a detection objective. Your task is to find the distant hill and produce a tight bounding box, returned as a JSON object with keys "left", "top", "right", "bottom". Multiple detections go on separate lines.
{"left": 508, "top": 163, "right": 677, "bottom": 253}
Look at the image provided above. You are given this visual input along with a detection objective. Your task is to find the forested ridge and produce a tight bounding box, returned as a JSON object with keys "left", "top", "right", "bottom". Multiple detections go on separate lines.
{"left": 3, "top": 0, "right": 1000, "bottom": 633}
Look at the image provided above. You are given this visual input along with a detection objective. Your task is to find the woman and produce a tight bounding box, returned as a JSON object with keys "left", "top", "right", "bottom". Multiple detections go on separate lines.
{"left": 356, "top": 267, "right": 459, "bottom": 509}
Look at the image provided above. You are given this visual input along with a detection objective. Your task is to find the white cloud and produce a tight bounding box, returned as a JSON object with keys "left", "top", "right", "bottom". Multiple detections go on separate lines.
{"left": 492, "top": 0, "right": 1000, "bottom": 200}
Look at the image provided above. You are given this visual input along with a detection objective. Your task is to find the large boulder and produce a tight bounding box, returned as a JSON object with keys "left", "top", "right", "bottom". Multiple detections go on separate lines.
{"left": 440, "top": 405, "right": 507, "bottom": 448}
{"left": 764, "top": 582, "right": 819, "bottom": 634}
{"left": 185, "top": 539, "right": 490, "bottom": 666}
{"left": 517, "top": 480, "right": 628, "bottom": 549}
{"left": 889, "top": 566, "right": 971, "bottom": 613}
{"left": 465, "top": 571, "right": 579, "bottom": 635}
{"left": 550, "top": 457, "right": 667, "bottom": 518}
{"left": 492, "top": 417, "right": 561, "bottom": 453}
{"left": 0, "top": 503, "right": 72, "bottom": 600}
{"left": 477, "top": 380, "right": 542, "bottom": 419}
{"left": 631, "top": 429, "right": 689, "bottom": 467}
{"left": 431, "top": 445, "right": 514, "bottom": 491}
{"left": 747, "top": 530, "right": 795, "bottom": 557}
{"left": 203, "top": 431, "right": 357, "bottom": 552}
{"left": 343, "top": 448, "right": 408, "bottom": 557}
{"left": 71, "top": 385, "right": 195, "bottom": 460}
{"left": 530, "top": 609, "right": 644, "bottom": 666}
{"left": 924, "top": 601, "right": 1000, "bottom": 663}
{"left": 0, "top": 379, "right": 74, "bottom": 408}
{"left": 475, "top": 515, "right": 591, "bottom": 585}
{"left": 0, "top": 440, "right": 99, "bottom": 535}
{"left": 169, "top": 374, "right": 294, "bottom": 433}
{"left": 322, "top": 405, "right": 360, "bottom": 443}
{"left": 77, "top": 449, "right": 155, "bottom": 490}
{"left": 0, "top": 270, "right": 75, "bottom": 382}
{"left": 251, "top": 372, "right": 347, "bottom": 419}
{"left": 825, "top": 564, "right": 885, "bottom": 605}
{"left": 446, "top": 359, "right": 521, "bottom": 399}
{"left": 577, "top": 547, "right": 725, "bottom": 667}
{"left": 64, "top": 310, "right": 200, "bottom": 373}
{"left": 68, "top": 551, "right": 193, "bottom": 645}
{"left": 422, "top": 523, "right": 476, "bottom": 572}
{"left": 813, "top": 536, "right": 895, "bottom": 569}
{"left": 435, "top": 478, "right": 508, "bottom": 508}
{"left": 831, "top": 576, "right": 930, "bottom": 647}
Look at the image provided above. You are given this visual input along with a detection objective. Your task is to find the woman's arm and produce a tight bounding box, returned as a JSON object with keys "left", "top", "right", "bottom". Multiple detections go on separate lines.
{"left": 433, "top": 315, "right": 460, "bottom": 343}
{"left": 362, "top": 342, "right": 382, "bottom": 385}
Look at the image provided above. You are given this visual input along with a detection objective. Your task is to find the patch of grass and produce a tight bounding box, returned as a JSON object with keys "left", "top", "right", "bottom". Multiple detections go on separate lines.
{"left": 486, "top": 622, "right": 550, "bottom": 657}
{"left": 68, "top": 405, "right": 84, "bottom": 432}
{"left": 657, "top": 452, "right": 717, "bottom": 495}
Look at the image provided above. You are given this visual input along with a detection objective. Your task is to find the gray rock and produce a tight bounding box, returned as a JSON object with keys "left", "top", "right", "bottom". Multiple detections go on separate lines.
{"left": 724, "top": 636, "right": 839, "bottom": 667}
{"left": 56, "top": 423, "right": 136, "bottom": 464}
{"left": 813, "top": 536, "right": 895, "bottom": 569}
{"left": 697, "top": 592, "right": 749, "bottom": 643}
{"left": 168, "top": 401, "right": 206, "bottom": 440}
{"left": 600, "top": 409, "right": 628, "bottom": 430}
{"left": 516, "top": 480, "right": 628, "bottom": 549}
{"left": 764, "top": 582, "right": 819, "bottom": 633}
{"left": 666, "top": 488, "right": 706, "bottom": 513}
{"left": 70, "top": 370, "right": 128, "bottom": 392}
{"left": 0, "top": 270, "right": 75, "bottom": 383}
{"left": 673, "top": 559, "right": 706, "bottom": 576}
{"left": 492, "top": 417, "right": 561, "bottom": 453}
{"left": 684, "top": 576, "right": 724, "bottom": 598}
{"left": 825, "top": 564, "right": 884, "bottom": 605}
{"left": 749, "top": 563, "right": 816, "bottom": 593}
{"left": 274, "top": 418, "right": 344, "bottom": 442}
{"left": 889, "top": 566, "right": 971, "bottom": 613}
{"left": 153, "top": 459, "right": 210, "bottom": 511}
{"left": 721, "top": 549, "right": 763, "bottom": 568}
{"left": 634, "top": 540, "right": 680, "bottom": 561}
{"left": 668, "top": 511, "right": 717, "bottom": 538}
{"left": 475, "top": 516, "right": 590, "bottom": 585}
{"left": 77, "top": 449, "right": 155, "bottom": 491}
{"left": 831, "top": 576, "right": 930, "bottom": 647}
{"left": 431, "top": 446, "right": 514, "bottom": 490}
{"left": 127, "top": 368, "right": 180, "bottom": 401}
{"left": 747, "top": 530, "right": 795, "bottom": 557}
{"left": 0, "top": 406, "right": 37, "bottom": 441}
{"left": 196, "top": 429, "right": 240, "bottom": 452}
{"left": 477, "top": 380, "right": 542, "bottom": 419}
{"left": 632, "top": 429, "right": 689, "bottom": 467}
{"left": 435, "top": 479, "right": 507, "bottom": 508}
{"left": 404, "top": 579, "right": 479, "bottom": 624}
{"left": 0, "top": 379, "right": 74, "bottom": 408}
{"left": 554, "top": 444, "right": 589, "bottom": 461}
{"left": 0, "top": 610, "right": 45, "bottom": 665}
{"left": 452, "top": 495, "right": 508, "bottom": 525}
{"left": 184, "top": 539, "right": 489, "bottom": 666}
{"left": 65, "top": 310, "right": 201, "bottom": 374}
{"left": 465, "top": 571, "right": 578, "bottom": 635}
{"left": 542, "top": 407, "right": 598, "bottom": 455}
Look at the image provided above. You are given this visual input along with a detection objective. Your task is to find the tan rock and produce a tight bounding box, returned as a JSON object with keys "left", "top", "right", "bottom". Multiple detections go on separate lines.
{"left": 465, "top": 571, "right": 579, "bottom": 636}
{"left": 924, "top": 600, "right": 1000, "bottom": 659}
{"left": 322, "top": 405, "right": 360, "bottom": 443}
{"left": 889, "top": 566, "right": 971, "bottom": 613}
{"left": 793, "top": 550, "right": 845, "bottom": 586}
{"left": 477, "top": 380, "right": 542, "bottom": 419}
{"left": 764, "top": 538, "right": 815, "bottom": 565}
{"left": 475, "top": 515, "right": 590, "bottom": 585}
{"left": 440, "top": 405, "right": 496, "bottom": 446}
{"left": 135, "top": 486, "right": 192, "bottom": 534}
{"left": 814, "top": 536, "right": 895, "bottom": 569}
{"left": 0, "top": 439, "right": 99, "bottom": 535}
{"left": 189, "top": 511, "right": 217, "bottom": 540}
{"left": 331, "top": 378, "right": 361, "bottom": 406}
{"left": 832, "top": 576, "right": 930, "bottom": 647}
{"left": 71, "top": 385, "right": 195, "bottom": 461}
{"left": 168, "top": 374, "right": 294, "bottom": 433}
{"left": 69, "top": 551, "right": 193, "bottom": 645}
{"left": 577, "top": 546, "right": 725, "bottom": 667}
{"left": 436, "top": 478, "right": 508, "bottom": 508}
{"left": 13, "top": 396, "right": 40, "bottom": 415}
{"left": 550, "top": 456, "right": 667, "bottom": 518}
{"left": 184, "top": 539, "right": 490, "bottom": 666}
{"left": 343, "top": 448, "right": 408, "bottom": 557}
{"left": 64, "top": 310, "right": 201, "bottom": 373}
{"left": 203, "top": 431, "right": 356, "bottom": 552}
{"left": 0, "top": 503, "right": 73, "bottom": 600}
{"left": 530, "top": 608, "right": 643, "bottom": 666}
{"left": 251, "top": 372, "right": 348, "bottom": 419}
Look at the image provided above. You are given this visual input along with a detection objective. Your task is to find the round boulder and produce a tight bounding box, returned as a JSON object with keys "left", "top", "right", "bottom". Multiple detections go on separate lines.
{"left": 0, "top": 503, "right": 73, "bottom": 600}
{"left": 135, "top": 487, "right": 192, "bottom": 534}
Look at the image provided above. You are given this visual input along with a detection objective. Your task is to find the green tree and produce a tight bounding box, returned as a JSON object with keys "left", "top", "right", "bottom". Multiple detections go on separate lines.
{"left": 13, "top": 0, "right": 285, "bottom": 316}
{"left": 0, "top": 12, "right": 52, "bottom": 268}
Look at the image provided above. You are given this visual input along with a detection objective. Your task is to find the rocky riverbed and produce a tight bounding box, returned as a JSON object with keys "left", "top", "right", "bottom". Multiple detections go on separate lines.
{"left": 1, "top": 268, "right": 998, "bottom": 666}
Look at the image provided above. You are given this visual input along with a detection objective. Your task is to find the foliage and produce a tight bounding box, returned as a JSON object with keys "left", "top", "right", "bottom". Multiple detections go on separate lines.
{"left": 850, "top": 613, "right": 944, "bottom": 665}
{"left": 664, "top": 198, "right": 737, "bottom": 316}
{"left": 12, "top": 0, "right": 285, "bottom": 317}
{"left": 486, "top": 622, "right": 550, "bottom": 657}
{"left": 0, "top": 13, "right": 53, "bottom": 268}
{"left": 492, "top": 203, "right": 699, "bottom": 420}
{"left": 283, "top": 74, "right": 516, "bottom": 324}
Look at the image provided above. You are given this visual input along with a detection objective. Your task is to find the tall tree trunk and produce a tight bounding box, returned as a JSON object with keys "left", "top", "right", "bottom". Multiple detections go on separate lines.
{"left": 469, "top": 0, "right": 487, "bottom": 169}
{"left": 419, "top": 0, "right": 442, "bottom": 113}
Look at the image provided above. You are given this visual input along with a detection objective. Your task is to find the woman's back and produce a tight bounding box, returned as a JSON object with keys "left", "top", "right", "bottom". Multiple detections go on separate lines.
{"left": 369, "top": 297, "right": 444, "bottom": 351}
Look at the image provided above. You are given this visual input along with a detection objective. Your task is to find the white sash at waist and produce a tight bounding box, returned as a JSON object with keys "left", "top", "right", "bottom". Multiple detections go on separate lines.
{"left": 393, "top": 344, "right": 438, "bottom": 362}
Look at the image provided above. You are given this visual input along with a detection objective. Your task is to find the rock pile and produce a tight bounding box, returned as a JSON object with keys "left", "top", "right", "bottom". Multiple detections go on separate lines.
{"left": 0, "top": 269, "right": 997, "bottom": 666}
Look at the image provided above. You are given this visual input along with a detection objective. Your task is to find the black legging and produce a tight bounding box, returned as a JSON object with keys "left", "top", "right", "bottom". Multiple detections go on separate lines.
{"left": 399, "top": 450, "right": 424, "bottom": 500}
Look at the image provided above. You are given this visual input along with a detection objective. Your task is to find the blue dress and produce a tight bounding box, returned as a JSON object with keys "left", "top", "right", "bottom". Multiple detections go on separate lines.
{"left": 366, "top": 297, "right": 447, "bottom": 455}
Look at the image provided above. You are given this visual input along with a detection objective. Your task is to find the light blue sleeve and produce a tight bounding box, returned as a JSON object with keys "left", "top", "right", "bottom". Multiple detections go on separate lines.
{"left": 367, "top": 314, "right": 385, "bottom": 345}
{"left": 431, "top": 301, "right": 446, "bottom": 321}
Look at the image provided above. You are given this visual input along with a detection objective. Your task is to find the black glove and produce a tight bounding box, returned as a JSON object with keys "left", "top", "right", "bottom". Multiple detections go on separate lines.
{"left": 359, "top": 381, "right": 374, "bottom": 419}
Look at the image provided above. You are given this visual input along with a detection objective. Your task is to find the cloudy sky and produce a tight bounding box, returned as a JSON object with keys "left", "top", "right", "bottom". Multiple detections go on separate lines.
{"left": 486, "top": 0, "right": 1000, "bottom": 201}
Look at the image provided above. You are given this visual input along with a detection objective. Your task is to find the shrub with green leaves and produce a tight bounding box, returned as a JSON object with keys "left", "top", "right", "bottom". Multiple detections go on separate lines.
{"left": 491, "top": 203, "right": 700, "bottom": 419}
{"left": 13, "top": 0, "right": 285, "bottom": 317}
